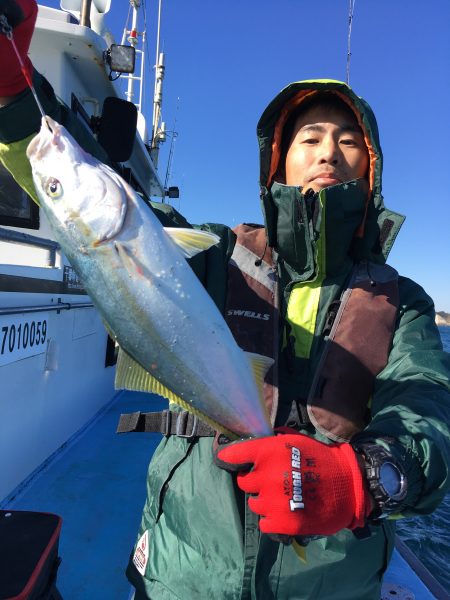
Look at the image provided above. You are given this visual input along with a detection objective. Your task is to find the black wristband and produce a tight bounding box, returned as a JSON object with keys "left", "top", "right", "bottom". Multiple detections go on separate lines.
{"left": 352, "top": 442, "right": 408, "bottom": 520}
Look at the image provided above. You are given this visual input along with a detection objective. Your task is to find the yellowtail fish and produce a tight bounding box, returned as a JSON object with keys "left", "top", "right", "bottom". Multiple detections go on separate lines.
{"left": 26, "top": 117, "right": 273, "bottom": 438}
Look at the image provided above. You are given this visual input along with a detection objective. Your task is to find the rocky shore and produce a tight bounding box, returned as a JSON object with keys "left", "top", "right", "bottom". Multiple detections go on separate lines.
{"left": 436, "top": 311, "right": 450, "bottom": 327}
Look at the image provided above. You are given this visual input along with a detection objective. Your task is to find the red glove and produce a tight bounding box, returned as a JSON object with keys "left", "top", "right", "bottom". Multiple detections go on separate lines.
{"left": 216, "top": 431, "right": 373, "bottom": 537}
{"left": 0, "top": 0, "right": 37, "bottom": 96}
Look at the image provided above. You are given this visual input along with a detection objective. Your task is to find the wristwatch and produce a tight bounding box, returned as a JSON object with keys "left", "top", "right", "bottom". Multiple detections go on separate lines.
{"left": 352, "top": 443, "right": 408, "bottom": 520}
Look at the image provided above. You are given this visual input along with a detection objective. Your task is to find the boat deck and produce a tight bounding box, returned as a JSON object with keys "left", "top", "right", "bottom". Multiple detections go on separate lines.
{"left": 3, "top": 390, "right": 167, "bottom": 599}
{"left": 2, "top": 391, "right": 440, "bottom": 599}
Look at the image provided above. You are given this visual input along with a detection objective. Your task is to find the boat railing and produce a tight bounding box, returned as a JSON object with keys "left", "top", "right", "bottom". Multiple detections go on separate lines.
{"left": 0, "top": 301, "right": 94, "bottom": 317}
{"left": 0, "top": 227, "right": 59, "bottom": 267}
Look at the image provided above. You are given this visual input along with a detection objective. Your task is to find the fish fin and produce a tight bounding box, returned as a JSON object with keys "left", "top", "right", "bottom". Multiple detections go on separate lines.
{"left": 115, "top": 348, "right": 238, "bottom": 439}
{"left": 114, "top": 241, "right": 153, "bottom": 280}
{"left": 115, "top": 347, "right": 177, "bottom": 397}
{"left": 291, "top": 541, "right": 307, "bottom": 563}
{"left": 164, "top": 227, "right": 220, "bottom": 258}
{"left": 245, "top": 352, "right": 274, "bottom": 400}
{"left": 101, "top": 318, "right": 117, "bottom": 341}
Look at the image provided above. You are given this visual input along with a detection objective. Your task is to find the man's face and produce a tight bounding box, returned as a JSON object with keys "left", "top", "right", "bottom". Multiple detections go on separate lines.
{"left": 284, "top": 104, "right": 369, "bottom": 192}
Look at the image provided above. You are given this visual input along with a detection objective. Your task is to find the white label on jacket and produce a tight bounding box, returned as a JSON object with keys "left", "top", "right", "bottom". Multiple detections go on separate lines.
{"left": 133, "top": 530, "right": 149, "bottom": 576}
{"left": 227, "top": 309, "right": 270, "bottom": 321}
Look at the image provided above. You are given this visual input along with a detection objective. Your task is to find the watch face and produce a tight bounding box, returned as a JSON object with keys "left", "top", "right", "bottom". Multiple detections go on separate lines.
{"left": 380, "top": 462, "right": 402, "bottom": 497}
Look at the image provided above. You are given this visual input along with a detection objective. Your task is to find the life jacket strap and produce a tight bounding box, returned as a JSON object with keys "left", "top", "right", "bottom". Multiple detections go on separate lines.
{"left": 284, "top": 398, "right": 312, "bottom": 430}
{"left": 116, "top": 409, "right": 215, "bottom": 438}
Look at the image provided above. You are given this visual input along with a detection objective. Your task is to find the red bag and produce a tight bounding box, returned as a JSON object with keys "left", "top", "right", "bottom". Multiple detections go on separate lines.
{"left": 0, "top": 510, "right": 62, "bottom": 600}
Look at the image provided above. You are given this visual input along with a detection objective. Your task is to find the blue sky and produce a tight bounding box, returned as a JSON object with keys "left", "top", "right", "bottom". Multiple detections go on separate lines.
{"left": 47, "top": 1, "right": 450, "bottom": 310}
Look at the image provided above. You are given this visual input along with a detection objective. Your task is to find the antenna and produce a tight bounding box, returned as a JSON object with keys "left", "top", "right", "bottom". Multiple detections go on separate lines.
{"left": 164, "top": 98, "right": 180, "bottom": 197}
{"left": 346, "top": 0, "right": 356, "bottom": 85}
{"left": 150, "top": 0, "right": 166, "bottom": 168}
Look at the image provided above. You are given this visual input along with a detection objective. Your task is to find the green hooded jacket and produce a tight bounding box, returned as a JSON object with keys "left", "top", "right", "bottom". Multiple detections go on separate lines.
{"left": 123, "top": 80, "right": 450, "bottom": 600}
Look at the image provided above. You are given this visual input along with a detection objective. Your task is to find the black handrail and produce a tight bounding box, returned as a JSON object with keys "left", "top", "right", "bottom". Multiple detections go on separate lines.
{"left": 0, "top": 302, "right": 94, "bottom": 317}
{"left": 0, "top": 227, "right": 59, "bottom": 267}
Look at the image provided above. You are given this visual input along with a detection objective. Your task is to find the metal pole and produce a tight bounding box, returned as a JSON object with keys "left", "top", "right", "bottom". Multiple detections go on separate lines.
{"left": 152, "top": 0, "right": 163, "bottom": 140}
{"left": 80, "top": 0, "right": 92, "bottom": 28}
{"left": 126, "top": 5, "right": 139, "bottom": 103}
{"left": 138, "top": 31, "right": 146, "bottom": 114}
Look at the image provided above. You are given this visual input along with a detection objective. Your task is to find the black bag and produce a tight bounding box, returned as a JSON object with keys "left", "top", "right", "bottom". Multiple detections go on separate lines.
{"left": 0, "top": 510, "right": 62, "bottom": 600}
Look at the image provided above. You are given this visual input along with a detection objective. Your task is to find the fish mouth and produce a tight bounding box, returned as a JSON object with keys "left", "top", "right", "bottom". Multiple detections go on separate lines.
{"left": 26, "top": 116, "right": 62, "bottom": 161}
{"left": 26, "top": 131, "right": 42, "bottom": 160}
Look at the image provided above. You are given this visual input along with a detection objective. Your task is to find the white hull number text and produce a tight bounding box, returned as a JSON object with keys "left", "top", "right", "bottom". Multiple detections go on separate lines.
{"left": 0, "top": 313, "right": 50, "bottom": 367}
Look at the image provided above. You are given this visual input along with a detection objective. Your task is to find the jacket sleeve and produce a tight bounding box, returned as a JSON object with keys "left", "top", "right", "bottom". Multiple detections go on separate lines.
{"left": 0, "top": 133, "right": 38, "bottom": 202}
{"left": 362, "top": 276, "right": 450, "bottom": 517}
{"left": 0, "top": 69, "right": 60, "bottom": 204}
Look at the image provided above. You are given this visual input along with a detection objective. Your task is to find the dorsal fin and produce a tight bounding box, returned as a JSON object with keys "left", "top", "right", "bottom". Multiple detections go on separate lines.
{"left": 164, "top": 227, "right": 220, "bottom": 258}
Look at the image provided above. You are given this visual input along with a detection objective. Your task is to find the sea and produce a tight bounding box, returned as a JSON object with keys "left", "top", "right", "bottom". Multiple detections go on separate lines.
{"left": 395, "top": 326, "right": 450, "bottom": 591}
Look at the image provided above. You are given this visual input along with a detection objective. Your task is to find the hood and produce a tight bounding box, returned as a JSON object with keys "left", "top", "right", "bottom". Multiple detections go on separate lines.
{"left": 257, "top": 79, "right": 404, "bottom": 278}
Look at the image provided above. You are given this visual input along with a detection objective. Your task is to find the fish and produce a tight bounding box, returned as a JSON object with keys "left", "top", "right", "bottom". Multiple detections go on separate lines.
{"left": 26, "top": 116, "right": 273, "bottom": 438}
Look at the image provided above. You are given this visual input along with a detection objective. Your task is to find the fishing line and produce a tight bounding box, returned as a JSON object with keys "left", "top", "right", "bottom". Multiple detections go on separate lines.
{"left": 346, "top": 0, "right": 356, "bottom": 85}
{"left": 0, "top": 14, "right": 51, "bottom": 130}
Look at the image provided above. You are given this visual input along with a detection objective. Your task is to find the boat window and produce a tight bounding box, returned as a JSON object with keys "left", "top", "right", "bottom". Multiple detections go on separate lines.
{"left": 0, "top": 162, "right": 39, "bottom": 229}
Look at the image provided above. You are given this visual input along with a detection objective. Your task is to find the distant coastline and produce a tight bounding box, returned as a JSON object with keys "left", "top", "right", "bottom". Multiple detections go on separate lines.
{"left": 436, "top": 311, "right": 450, "bottom": 327}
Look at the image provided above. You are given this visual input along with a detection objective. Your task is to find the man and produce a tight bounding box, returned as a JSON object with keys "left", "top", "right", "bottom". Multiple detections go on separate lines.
{"left": 1, "top": 3, "right": 449, "bottom": 599}
{"left": 120, "top": 82, "right": 450, "bottom": 600}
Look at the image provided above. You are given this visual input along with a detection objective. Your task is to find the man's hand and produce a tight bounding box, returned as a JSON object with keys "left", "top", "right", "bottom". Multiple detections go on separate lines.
{"left": 216, "top": 430, "right": 373, "bottom": 537}
{"left": 0, "top": 0, "right": 37, "bottom": 98}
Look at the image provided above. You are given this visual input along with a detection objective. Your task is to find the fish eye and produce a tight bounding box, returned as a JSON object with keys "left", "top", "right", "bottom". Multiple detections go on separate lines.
{"left": 45, "top": 177, "right": 63, "bottom": 199}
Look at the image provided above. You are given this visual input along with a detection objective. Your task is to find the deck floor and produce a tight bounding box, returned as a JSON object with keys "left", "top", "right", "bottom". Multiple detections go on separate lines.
{"left": 6, "top": 390, "right": 167, "bottom": 599}
{"left": 4, "top": 391, "right": 438, "bottom": 600}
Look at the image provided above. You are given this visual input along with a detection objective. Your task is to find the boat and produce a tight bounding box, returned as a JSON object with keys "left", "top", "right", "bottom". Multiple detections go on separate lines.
{"left": 0, "top": 0, "right": 172, "bottom": 505}
{"left": 0, "top": 2, "right": 448, "bottom": 598}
